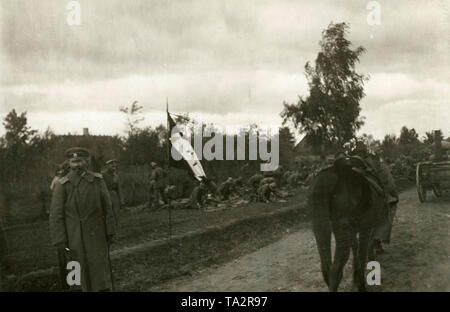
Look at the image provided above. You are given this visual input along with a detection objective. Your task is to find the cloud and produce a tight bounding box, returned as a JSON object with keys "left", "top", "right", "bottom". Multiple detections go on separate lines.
{"left": 1, "top": 70, "right": 307, "bottom": 115}
{"left": 2, "top": 0, "right": 448, "bottom": 84}
{"left": 364, "top": 73, "right": 450, "bottom": 104}
{"left": 360, "top": 99, "right": 450, "bottom": 140}
{"left": 0, "top": 0, "right": 448, "bottom": 139}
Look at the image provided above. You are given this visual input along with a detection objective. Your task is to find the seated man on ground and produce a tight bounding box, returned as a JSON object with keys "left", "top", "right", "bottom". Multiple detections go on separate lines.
{"left": 257, "top": 182, "right": 282, "bottom": 203}
{"left": 218, "top": 177, "right": 238, "bottom": 201}
{"left": 188, "top": 181, "right": 209, "bottom": 210}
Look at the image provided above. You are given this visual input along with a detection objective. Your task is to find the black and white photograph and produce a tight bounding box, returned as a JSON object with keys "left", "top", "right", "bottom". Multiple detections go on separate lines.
{"left": 0, "top": 0, "right": 449, "bottom": 295}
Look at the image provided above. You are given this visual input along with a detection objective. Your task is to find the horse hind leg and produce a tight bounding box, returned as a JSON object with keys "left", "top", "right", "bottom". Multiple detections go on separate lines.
{"left": 367, "top": 231, "right": 376, "bottom": 262}
{"left": 352, "top": 236, "right": 360, "bottom": 289}
{"left": 354, "top": 229, "right": 371, "bottom": 292}
{"left": 313, "top": 219, "right": 332, "bottom": 287}
{"left": 329, "top": 223, "right": 353, "bottom": 292}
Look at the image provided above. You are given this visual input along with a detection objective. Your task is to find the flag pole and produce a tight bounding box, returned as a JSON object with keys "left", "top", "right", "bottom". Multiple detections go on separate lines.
{"left": 166, "top": 98, "right": 170, "bottom": 169}
{"left": 166, "top": 98, "right": 172, "bottom": 239}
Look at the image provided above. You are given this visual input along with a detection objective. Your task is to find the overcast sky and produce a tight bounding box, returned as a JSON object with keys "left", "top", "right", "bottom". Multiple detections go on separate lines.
{"left": 1, "top": 0, "right": 449, "bottom": 140}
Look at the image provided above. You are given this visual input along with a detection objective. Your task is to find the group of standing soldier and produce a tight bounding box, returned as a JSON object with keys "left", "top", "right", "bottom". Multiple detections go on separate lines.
{"left": 48, "top": 147, "right": 174, "bottom": 292}
{"left": 147, "top": 162, "right": 168, "bottom": 209}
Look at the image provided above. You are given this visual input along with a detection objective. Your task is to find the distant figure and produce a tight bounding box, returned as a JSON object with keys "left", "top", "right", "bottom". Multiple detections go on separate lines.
{"left": 257, "top": 182, "right": 281, "bottom": 203}
{"left": 50, "top": 161, "right": 70, "bottom": 192}
{"left": 49, "top": 147, "right": 116, "bottom": 292}
{"left": 102, "top": 159, "right": 125, "bottom": 229}
{"left": 201, "top": 177, "right": 221, "bottom": 201}
{"left": 240, "top": 162, "right": 252, "bottom": 179}
{"left": 232, "top": 177, "right": 245, "bottom": 197}
{"left": 164, "top": 185, "right": 178, "bottom": 201}
{"left": 287, "top": 171, "right": 302, "bottom": 187}
{"left": 233, "top": 177, "right": 244, "bottom": 188}
{"left": 247, "top": 173, "right": 263, "bottom": 193}
{"left": 148, "top": 162, "right": 168, "bottom": 209}
{"left": 48, "top": 161, "right": 70, "bottom": 215}
{"left": 218, "top": 177, "right": 237, "bottom": 200}
{"left": 350, "top": 140, "right": 369, "bottom": 159}
{"left": 246, "top": 173, "right": 263, "bottom": 201}
{"left": 283, "top": 170, "right": 292, "bottom": 184}
{"left": 189, "top": 182, "right": 208, "bottom": 210}
{"left": 273, "top": 165, "right": 285, "bottom": 185}
{"left": 259, "top": 177, "right": 276, "bottom": 187}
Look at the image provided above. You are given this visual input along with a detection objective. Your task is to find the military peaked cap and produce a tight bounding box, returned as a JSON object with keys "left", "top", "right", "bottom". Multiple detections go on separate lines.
{"left": 65, "top": 147, "right": 90, "bottom": 159}
{"left": 106, "top": 159, "right": 118, "bottom": 165}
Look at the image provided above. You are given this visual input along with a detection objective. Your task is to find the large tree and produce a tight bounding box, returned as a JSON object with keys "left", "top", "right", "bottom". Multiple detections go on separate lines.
{"left": 120, "top": 100, "right": 144, "bottom": 136}
{"left": 399, "top": 126, "right": 419, "bottom": 145}
{"left": 278, "top": 126, "right": 296, "bottom": 167}
{"left": 281, "top": 22, "right": 368, "bottom": 157}
{"left": 1, "top": 109, "right": 38, "bottom": 185}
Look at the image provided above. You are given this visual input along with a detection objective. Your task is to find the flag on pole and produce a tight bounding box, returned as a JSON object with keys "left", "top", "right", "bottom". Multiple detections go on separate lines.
{"left": 167, "top": 112, "right": 206, "bottom": 181}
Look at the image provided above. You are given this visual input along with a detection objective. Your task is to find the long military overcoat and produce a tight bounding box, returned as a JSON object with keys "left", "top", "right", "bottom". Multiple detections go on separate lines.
{"left": 102, "top": 170, "right": 124, "bottom": 229}
{"left": 49, "top": 170, "right": 116, "bottom": 291}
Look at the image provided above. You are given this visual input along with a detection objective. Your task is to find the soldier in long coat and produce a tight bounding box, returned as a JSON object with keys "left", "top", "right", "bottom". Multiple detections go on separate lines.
{"left": 102, "top": 159, "right": 124, "bottom": 229}
{"left": 49, "top": 147, "right": 116, "bottom": 292}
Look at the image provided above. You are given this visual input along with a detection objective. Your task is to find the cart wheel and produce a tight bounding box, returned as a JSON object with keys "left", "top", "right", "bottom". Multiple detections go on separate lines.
{"left": 432, "top": 185, "right": 442, "bottom": 198}
{"left": 416, "top": 164, "right": 427, "bottom": 203}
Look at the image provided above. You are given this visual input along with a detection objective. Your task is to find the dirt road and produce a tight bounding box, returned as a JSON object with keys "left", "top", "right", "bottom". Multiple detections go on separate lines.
{"left": 150, "top": 188, "right": 449, "bottom": 292}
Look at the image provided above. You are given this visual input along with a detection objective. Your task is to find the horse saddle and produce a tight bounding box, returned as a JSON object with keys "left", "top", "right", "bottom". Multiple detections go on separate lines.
{"left": 333, "top": 154, "right": 385, "bottom": 196}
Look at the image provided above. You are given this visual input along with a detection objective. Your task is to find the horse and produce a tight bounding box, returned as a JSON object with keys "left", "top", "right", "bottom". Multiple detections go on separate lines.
{"left": 309, "top": 156, "right": 387, "bottom": 292}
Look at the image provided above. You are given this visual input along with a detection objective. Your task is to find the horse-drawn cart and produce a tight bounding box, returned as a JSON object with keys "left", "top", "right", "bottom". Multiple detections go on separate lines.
{"left": 416, "top": 159, "right": 450, "bottom": 202}
{"left": 416, "top": 130, "right": 450, "bottom": 202}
